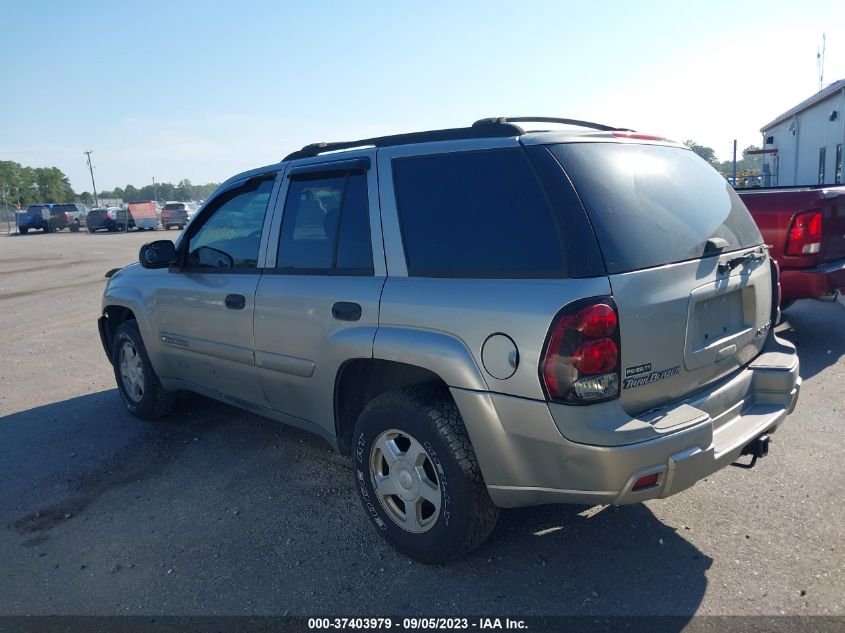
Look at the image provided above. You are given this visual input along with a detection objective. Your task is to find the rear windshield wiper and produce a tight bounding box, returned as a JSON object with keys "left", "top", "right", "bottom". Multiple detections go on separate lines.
{"left": 718, "top": 249, "right": 766, "bottom": 275}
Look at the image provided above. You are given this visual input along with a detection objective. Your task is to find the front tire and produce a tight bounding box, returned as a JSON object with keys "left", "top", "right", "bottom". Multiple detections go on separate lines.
{"left": 111, "top": 320, "right": 175, "bottom": 420}
{"left": 353, "top": 387, "right": 499, "bottom": 563}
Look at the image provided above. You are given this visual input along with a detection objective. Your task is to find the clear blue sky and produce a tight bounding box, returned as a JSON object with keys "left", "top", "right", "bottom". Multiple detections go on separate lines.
{"left": 2, "top": 0, "right": 844, "bottom": 193}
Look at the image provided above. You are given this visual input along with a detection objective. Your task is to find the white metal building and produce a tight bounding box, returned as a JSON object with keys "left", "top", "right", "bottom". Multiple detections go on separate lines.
{"left": 760, "top": 78, "right": 845, "bottom": 186}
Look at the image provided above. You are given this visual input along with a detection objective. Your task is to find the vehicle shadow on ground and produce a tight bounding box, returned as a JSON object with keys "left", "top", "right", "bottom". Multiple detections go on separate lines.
{"left": 777, "top": 300, "right": 845, "bottom": 381}
{"left": 1, "top": 391, "right": 709, "bottom": 620}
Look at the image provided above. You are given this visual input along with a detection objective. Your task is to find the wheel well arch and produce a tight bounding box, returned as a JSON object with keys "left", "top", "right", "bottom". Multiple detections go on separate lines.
{"left": 334, "top": 359, "right": 450, "bottom": 456}
{"left": 101, "top": 305, "right": 137, "bottom": 362}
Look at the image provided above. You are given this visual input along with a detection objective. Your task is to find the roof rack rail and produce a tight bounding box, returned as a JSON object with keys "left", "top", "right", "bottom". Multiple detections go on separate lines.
{"left": 282, "top": 121, "right": 525, "bottom": 161}
{"left": 473, "top": 116, "right": 631, "bottom": 132}
{"left": 282, "top": 117, "right": 633, "bottom": 161}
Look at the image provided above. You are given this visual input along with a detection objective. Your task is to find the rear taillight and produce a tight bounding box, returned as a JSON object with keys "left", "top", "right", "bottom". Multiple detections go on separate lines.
{"left": 785, "top": 209, "right": 822, "bottom": 255}
{"left": 64, "top": 213, "right": 71, "bottom": 222}
{"left": 541, "top": 298, "right": 621, "bottom": 404}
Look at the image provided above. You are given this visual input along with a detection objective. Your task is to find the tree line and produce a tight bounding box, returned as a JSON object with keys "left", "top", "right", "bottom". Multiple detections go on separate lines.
{"left": 683, "top": 141, "right": 763, "bottom": 175}
{"left": 0, "top": 160, "right": 219, "bottom": 208}
{"left": 95, "top": 179, "right": 219, "bottom": 206}
{"left": 0, "top": 161, "right": 75, "bottom": 206}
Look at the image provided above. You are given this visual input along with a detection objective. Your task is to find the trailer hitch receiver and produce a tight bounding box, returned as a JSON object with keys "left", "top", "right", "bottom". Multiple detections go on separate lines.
{"left": 731, "top": 434, "right": 770, "bottom": 469}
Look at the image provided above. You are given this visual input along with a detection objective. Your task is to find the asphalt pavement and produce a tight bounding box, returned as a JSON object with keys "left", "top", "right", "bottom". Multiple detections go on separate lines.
{"left": 0, "top": 230, "right": 843, "bottom": 618}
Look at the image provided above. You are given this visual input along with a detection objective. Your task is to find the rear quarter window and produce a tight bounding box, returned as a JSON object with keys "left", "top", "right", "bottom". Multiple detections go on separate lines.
{"left": 392, "top": 148, "right": 568, "bottom": 277}
{"left": 547, "top": 143, "right": 763, "bottom": 274}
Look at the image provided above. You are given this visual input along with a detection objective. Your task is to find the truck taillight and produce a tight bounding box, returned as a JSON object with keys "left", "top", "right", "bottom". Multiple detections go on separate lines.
{"left": 64, "top": 213, "right": 71, "bottom": 222}
{"left": 540, "top": 298, "right": 621, "bottom": 404}
{"left": 785, "top": 209, "right": 822, "bottom": 255}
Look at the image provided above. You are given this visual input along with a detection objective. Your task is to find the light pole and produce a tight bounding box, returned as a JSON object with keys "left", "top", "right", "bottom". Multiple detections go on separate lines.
{"left": 732, "top": 139, "right": 737, "bottom": 187}
{"left": 153, "top": 176, "right": 158, "bottom": 204}
{"left": 84, "top": 150, "right": 99, "bottom": 207}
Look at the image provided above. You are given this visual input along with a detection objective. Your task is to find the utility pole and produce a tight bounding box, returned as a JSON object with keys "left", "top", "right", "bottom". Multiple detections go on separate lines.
{"left": 732, "top": 139, "right": 738, "bottom": 186}
{"left": 84, "top": 151, "right": 99, "bottom": 207}
{"left": 153, "top": 176, "right": 158, "bottom": 204}
{"left": 817, "top": 33, "right": 826, "bottom": 91}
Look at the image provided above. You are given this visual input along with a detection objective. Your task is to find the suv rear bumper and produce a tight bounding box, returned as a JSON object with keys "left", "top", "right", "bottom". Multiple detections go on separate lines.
{"left": 780, "top": 257, "right": 845, "bottom": 302}
{"left": 453, "top": 333, "right": 800, "bottom": 508}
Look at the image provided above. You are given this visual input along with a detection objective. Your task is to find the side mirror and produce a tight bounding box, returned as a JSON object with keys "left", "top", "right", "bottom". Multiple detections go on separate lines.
{"left": 139, "top": 240, "right": 178, "bottom": 269}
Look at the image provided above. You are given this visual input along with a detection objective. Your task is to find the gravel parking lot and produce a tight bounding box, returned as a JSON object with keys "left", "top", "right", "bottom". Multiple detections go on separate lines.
{"left": 0, "top": 230, "right": 843, "bottom": 618}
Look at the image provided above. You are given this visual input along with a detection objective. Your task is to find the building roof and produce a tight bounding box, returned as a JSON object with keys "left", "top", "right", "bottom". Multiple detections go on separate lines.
{"left": 761, "top": 78, "right": 845, "bottom": 132}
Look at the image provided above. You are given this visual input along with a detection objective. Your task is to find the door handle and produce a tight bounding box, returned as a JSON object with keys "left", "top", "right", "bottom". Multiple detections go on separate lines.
{"left": 225, "top": 294, "right": 246, "bottom": 310}
{"left": 332, "top": 302, "right": 362, "bottom": 321}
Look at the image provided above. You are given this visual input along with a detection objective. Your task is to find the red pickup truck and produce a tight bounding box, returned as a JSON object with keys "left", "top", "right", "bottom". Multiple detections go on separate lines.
{"left": 737, "top": 186, "right": 845, "bottom": 307}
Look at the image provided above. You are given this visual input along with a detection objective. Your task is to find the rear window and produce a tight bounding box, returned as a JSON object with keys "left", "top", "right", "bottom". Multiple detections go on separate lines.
{"left": 51, "top": 204, "right": 76, "bottom": 213}
{"left": 547, "top": 143, "right": 762, "bottom": 274}
{"left": 164, "top": 203, "right": 186, "bottom": 211}
{"left": 392, "top": 148, "right": 567, "bottom": 277}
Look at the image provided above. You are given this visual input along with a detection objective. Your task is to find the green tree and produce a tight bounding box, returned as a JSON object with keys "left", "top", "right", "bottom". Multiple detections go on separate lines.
{"left": 175, "top": 178, "right": 192, "bottom": 200}
{"left": 34, "top": 167, "right": 75, "bottom": 202}
{"left": 683, "top": 140, "right": 718, "bottom": 166}
{"left": 123, "top": 184, "right": 139, "bottom": 201}
{"left": 78, "top": 191, "right": 94, "bottom": 205}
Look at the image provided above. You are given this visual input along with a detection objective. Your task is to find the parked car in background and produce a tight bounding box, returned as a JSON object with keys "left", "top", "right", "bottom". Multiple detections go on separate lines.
{"left": 127, "top": 200, "right": 160, "bottom": 231}
{"left": 51, "top": 203, "right": 89, "bottom": 232}
{"left": 16, "top": 203, "right": 79, "bottom": 233}
{"left": 737, "top": 185, "right": 845, "bottom": 307}
{"left": 161, "top": 202, "right": 190, "bottom": 230}
{"left": 87, "top": 207, "right": 126, "bottom": 233}
{"left": 98, "top": 117, "right": 800, "bottom": 563}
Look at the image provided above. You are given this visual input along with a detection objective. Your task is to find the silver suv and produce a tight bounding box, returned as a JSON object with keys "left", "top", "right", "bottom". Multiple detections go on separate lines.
{"left": 98, "top": 117, "right": 801, "bottom": 562}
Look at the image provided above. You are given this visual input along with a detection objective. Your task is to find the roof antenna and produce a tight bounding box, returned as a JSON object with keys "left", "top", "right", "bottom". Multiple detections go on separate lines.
{"left": 817, "top": 33, "right": 825, "bottom": 92}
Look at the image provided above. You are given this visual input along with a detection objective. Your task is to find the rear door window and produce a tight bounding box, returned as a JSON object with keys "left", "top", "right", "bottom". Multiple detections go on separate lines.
{"left": 392, "top": 148, "right": 567, "bottom": 277}
{"left": 277, "top": 170, "right": 373, "bottom": 274}
{"left": 547, "top": 143, "right": 762, "bottom": 274}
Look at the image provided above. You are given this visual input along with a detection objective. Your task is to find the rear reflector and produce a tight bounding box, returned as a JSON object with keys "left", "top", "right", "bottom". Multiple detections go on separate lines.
{"left": 633, "top": 473, "right": 659, "bottom": 491}
{"left": 785, "top": 209, "right": 822, "bottom": 255}
{"left": 541, "top": 297, "right": 621, "bottom": 404}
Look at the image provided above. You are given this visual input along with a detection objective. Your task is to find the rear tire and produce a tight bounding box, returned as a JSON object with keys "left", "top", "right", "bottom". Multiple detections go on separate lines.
{"left": 111, "top": 320, "right": 175, "bottom": 420}
{"left": 19, "top": 227, "right": 28, "bottom": 234}
{"left": 352, "top": 386, "right": 499, "bottom": 563}
{"left": 70, "top": 222, "right": 80, "bottom": 233}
